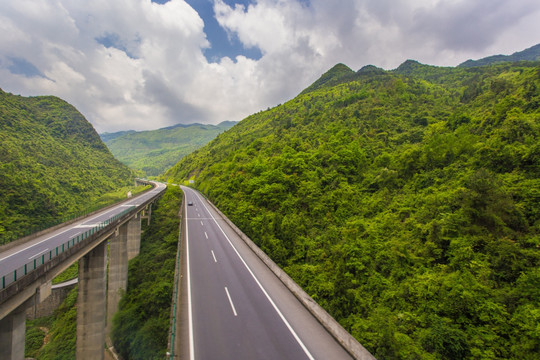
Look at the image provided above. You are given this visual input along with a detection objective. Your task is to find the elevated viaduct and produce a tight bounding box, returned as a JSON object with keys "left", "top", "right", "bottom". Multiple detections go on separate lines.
{"left": 0, "top": 180, "right": 165, "bottom": 360}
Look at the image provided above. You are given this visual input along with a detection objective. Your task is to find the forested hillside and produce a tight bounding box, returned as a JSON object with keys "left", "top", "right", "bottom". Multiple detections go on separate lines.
{"left": 0, "top": 89, "right": 133, "bottom": 243}
{"left": 101, "top": 121, "right": 236, "bottom": 176}
{"left": 164, "top": 61, "right": 540, "bottom": 359}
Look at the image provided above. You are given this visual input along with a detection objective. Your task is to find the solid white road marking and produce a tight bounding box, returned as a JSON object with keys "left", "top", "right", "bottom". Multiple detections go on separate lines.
{"left": 74, "top": 224, "right": 100, "bottom": 228}
{"left": 211, "top": 250, "right": 217, "bottom": 263}
{"left": 28, "top": 248, "right": 49, "bottom": 260}
{"left": 185, "top": 201, "right": 195, "bottom": 360}
{"left": 192, "top": 189, "right": 315, "bottom": 360}
{"left": 224, "top": 287, "right": 238, "bottom": 317}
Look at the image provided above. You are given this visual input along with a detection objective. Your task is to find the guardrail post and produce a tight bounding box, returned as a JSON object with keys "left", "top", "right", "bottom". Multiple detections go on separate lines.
{"left": 77, "top": 241, "right": 107, "bottom": 360}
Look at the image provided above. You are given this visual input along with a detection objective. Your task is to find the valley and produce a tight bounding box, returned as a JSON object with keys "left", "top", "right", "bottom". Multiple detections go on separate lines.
{"left": 1, "top": 44, "right": 539, "bottom": 360}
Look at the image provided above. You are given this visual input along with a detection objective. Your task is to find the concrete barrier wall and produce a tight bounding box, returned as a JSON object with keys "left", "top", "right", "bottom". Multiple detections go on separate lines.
{"left": 26, "top": 281, "right": 76, "bottom": 320}
{"left": 204, "top": 197, "right": 376, "bottom": 360}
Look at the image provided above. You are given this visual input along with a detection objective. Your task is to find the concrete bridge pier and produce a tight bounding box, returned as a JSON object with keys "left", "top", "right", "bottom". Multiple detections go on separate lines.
{"left": 141, "top": 204, "right": 152, "bottom": 225}
{"left": 106, "top": 223, "right": 129, "bottom": 336}
{"left": 127, "top": 214, "right": 142, "bottom": 261}
{"left": 73, "top": 214, "right": 145, "bottom": 359}
{"left": 0, "top": 302, "right": 26, "bottom": 360}
{"left": 0, "top": 281, "right": 51, "bottom": 360}
{"left": 77, "top": 241, "right": 107, "bottom": 360}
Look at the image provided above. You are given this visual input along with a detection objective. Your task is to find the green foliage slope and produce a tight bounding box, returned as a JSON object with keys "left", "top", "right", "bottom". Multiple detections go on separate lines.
{"left": 28, "top": 286, "right": 78, "bottom": 360}
{"left": 101, "top": 121, "right": 236, "bottom": 177}
{"left": 164, "top": 62, "right": 540, "bottom": 359}
{"left": 112, "top": 186, "right": 182, "bottom": 360}
{"left": 0, "top": 89, "right": 133, "bottom": 243}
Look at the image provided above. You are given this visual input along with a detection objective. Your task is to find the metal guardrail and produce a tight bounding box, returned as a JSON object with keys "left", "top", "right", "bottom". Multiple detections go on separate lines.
{"left": 1, "top": 206, "right": 135, "bottom": 290}
{"left": 167, "top": 196, "right": 183, "bottom": 360}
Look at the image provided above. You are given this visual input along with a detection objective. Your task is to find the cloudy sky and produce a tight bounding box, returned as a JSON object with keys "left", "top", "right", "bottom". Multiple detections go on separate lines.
{"left": 1, "top": 0, "right": 539, "bottom": 133}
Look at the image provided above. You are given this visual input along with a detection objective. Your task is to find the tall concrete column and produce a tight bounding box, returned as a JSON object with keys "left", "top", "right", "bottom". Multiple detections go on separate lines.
{"left": 127, "top": 215, "right": 142, "bottom": 261}
{"left": 107, "top": 225, "right": 129, "bottom": 336}
{"left": 142, "top": 204, "right": 152, "bottom": 225}
{"left": 0, "top": 305, "right": 26, "bottom": 360}
{"left": 77, "top": 241, "right": 107, "bottom": 360}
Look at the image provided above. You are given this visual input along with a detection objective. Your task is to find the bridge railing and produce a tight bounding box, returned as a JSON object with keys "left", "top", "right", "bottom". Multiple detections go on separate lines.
{"left": 1, "top": 206, "right": 136, "bottom": 290}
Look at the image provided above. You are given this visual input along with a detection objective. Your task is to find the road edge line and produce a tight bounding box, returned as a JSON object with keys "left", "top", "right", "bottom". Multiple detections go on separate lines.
{"left": 193, "top": 190, "right": 315, "bottom": 360}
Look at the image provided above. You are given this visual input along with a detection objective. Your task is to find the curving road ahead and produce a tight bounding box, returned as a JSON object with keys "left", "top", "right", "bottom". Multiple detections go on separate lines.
{"left": 178, "top": 186, "right": 353, "bottom": 360}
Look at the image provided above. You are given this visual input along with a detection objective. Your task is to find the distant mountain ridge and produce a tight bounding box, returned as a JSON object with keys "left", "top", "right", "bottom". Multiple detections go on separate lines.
{"left": 100, "top": 130, "right": 136, "bottom": 142}
{"left": 101, "top": 121, "right": 236, "bottom": 176}
{"left": 302, "top": 44, "right": 540, "bottom": 96}
{"left": 459, "top": 43, "right": 540, "bottom": 67}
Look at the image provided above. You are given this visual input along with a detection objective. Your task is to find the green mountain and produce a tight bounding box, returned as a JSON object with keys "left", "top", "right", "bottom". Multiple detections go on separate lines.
{"left": 459, "top": 43, "right": 540, "bottom": 68}
{"left": 101, "top": 121, "right": 236, "bottom": 177}
{"left": 164, "top": 60, "right": 540, "bottom": 359}
{"left": 0, "top": 89, "right": 133, "bottom": 243}
{"left": 300, "top": 63, "right": 355, "bottom": 94}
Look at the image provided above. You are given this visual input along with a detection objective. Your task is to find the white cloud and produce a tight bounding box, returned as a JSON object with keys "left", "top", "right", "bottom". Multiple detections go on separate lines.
{"left": 0, "top": 0, "right": 539, "bottom": 132}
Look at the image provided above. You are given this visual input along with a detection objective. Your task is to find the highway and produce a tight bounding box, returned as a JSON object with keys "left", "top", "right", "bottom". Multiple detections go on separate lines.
{"left": 0, "top": 181, "right": 166, "bottom": 287}
{"left": 179, "top": 186, "right": 353, "bottom": 360}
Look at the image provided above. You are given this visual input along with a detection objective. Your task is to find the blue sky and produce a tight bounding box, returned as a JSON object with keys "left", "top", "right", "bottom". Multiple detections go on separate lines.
{"left": 0, "top": 0, "right": 539, "bottom": 132}
{"left": 182, "top": 0, "right": 263, "bottom": 61}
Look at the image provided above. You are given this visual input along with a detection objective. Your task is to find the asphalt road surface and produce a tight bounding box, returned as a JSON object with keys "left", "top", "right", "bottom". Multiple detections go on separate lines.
{"left": 178, "top": 186, "right": 353, "bottom": 360}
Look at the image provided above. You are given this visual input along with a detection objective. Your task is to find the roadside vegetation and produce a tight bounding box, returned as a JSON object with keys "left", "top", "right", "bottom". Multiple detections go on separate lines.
{"left": 164, "top": 61, "right": 540, "bottom": 359}
{"left": 25, "top": 286, "right": 77, "bottom": 359}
